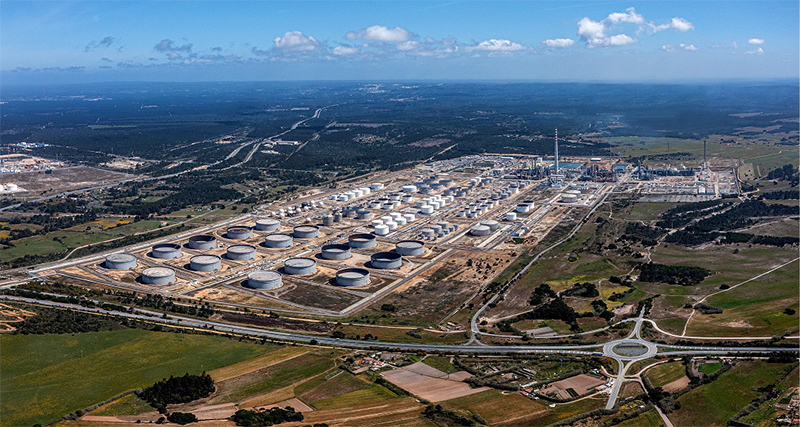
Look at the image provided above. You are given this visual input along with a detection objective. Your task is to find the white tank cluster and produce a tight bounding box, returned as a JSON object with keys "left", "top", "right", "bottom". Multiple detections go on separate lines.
{"left": 264, "top": 233, "right": 293, "bottom": 248}
{"left": 151, "top": 243, "right": 182, "bottom": 259}
{"left": 141, "top": 267, "right": 176, "bottom": 285}
{"left": 320, "top": 244, "right": 352, "bottom": 260}
{"left": 245, "top": 270, "right": 282, "bottom": 289}
{"left": 190, "top": 255, "right": 222, "bottom": 271}
{"left": 284, "top": 257, "right": 317, "bottom": 275}
{"left": 0, "top": 183, "right": 19, "bottom": 192}
{"left": 255, "top": 218, "right": 280, "bottom": 232}
{"left": 561, "top": 190, "right": 581, "bottom": 203}
{"left": 335, "top": 267, "right": 371, "bottom": 287}
{"left": 331, "top": 187, "right": 372, "bottom": 202}
{"left": 227, "top": 245, "right": 257, "bottom": 261}
{"left": 516, "top": 201, "right": 535, "bottom": 213}
{"left": 227, "top": 226, "right": 253, "bottom": 240}
{"left": 416, "top": 194, "right": 453, "bottom": 215}
{"left": 105, "top": 253, "right": 137, "bottom": 270}
{"left": 480, "top": 219, "right": 500, "bottom": 231}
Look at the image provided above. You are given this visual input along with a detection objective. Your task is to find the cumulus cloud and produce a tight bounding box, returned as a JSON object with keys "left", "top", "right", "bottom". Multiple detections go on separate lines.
{"left": 578, "top": 8, "right": 693, "bottom": 47}
{"left": 154, "top": 39, "right": 192, "bottom": 53}
{"left": 332, "top": 45, "right": 359, "bottom": 56}
{"left": 85, "top": 36, "right": 116, "bottom": 52}
{"left": 396, "top": 40, "right": 422, "bottom": 51}
{"left": 465, "top": 39, "right": 528, "bottom": 53}
{"left": 272, "top": 31, "right": 319, "bottom": 52}
{"left": 662, "top": 43, "right": 698, "bottom": 52}
{"left": 651, "top": 17, "right": 694, "bottom": 32}
{"left": 748, "top": 38, "right": 765, "bottom": 45}
{"left": 542, "top": 38, "right": 576, "bottom": 48}
{"left": 346, "top": 25, "right": 416, "bottom": 42}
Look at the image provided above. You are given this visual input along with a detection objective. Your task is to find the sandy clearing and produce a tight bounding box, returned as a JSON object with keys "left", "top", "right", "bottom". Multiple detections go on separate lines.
{"left": 256, "top": 397, "right": 314, "bottom": 413}
{"left": 404, "top": 361, "right": 447, "bottom": 378}
{"left": 382, "top": 368, "right": 489, "bottom": 402}
{"left": 662, "top": 376, "right": 691, "bottom": 393}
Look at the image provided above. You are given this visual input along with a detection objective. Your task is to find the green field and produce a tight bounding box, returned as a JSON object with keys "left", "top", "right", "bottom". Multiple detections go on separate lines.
{"left": 644, "top": 361, "right": 686, "bottom": 388}
{"left": 0, "top": 329, "right": 277, "bottom": 427}
{"left": 615, "top": 410, "right": 665, "bottom": 427}
{"left": 671, "top": 361, "right": 796, "bottom": 427}
{"left": 422, "top": 356, "right": 459, "bottom": 374}
{"left": 698, "top": 362, "right": 722, "bottom": 375}
{"left": 311, "top": 383, "right": 398, "bottom": 410}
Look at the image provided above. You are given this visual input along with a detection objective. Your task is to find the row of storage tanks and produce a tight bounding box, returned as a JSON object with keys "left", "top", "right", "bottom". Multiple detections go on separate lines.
{"left": 331, "top": 185, "right": 373, "bottom": 202}
{"left": 469, "top": 219, "right": 501, "bottom": 236}
{"left": 371, "top": 212, "right": 417, "bottom": 235}
{"left": 266, "top": 201, "right": 325, "bottom": 219}
{"left": 419, "top": 221, "right": 459, "bottom": 239}
{"left": 416, "top": 194, "right": 454, "bottom": 214}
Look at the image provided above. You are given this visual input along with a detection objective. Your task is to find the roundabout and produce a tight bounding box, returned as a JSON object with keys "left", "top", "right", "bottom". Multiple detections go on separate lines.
{"left": 602, "top": 339, "right": 658, "bottom": 361}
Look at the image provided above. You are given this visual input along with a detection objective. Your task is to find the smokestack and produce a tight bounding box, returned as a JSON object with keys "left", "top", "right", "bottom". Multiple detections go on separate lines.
{"left": 554, "top": 128, "right": 559, "bottom": 174}
{"left": 703, "top": 140, "right": 707, "bottom": 171}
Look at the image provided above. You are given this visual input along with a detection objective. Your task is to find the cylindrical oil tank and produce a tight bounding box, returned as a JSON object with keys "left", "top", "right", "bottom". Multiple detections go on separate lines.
{"left": 151, "top": 243, "right": 182, "bottom": 259}
{"left": 370, "top": 252, "right": 403, "bottom": 269}
{"left": 404, "top": 213, "right": 416, "bottom": 222}
{"left": 190, "top": 255, "right": 222, "bottom": 271}
{"left": 420, "top": 205, "right": 434, "bottom": 214}
{"left": 245, "top": 270, "right": 282, "bottom": 289}
{"left": 264, "top": 234, "right": 293, "bottom": 248}
{"left": 506, "top": 212, "right": 518, "bottom": 221}
{"left": 141, "top": 267, "right": 176, "bottom": 285}
{"left": 322, "top": 215, "right": 334, "bottom": 226}
{"left": 374, "top": 224, "right": 389, "bottom": 236}
{"left": 187, "top": 234, "right": 216, "bottom": 250}
{"left": 516, "top": 204, "right": 531, "bottom": 213}
{"left": 320, "top": 244, "right": 352, "bottom": 260}
{"left": 402, "top": 185, "right": 418, "bottom": 193}
{"left": 349, "top": 233, "right": 377, "bottom": 249}
{"left": 105, "top": 253, "right": 137, "bottom": 270}
{"left": 470, "top": 225, "right": 491, "bottom": 236}
{"left": 335, "top": 267, "right": 371, "bottom": 287}
{"left": 255, "top": 218, "right": 280, "bottom": 232}
{"left": 284, "top": 257, "right": 317, "bottom": 275}
{"left": 293, "top": 225, "right": 320, "bottom": 239}
{"left": 333, "top": 213, "right": 343, "bottom": 222}
{"left": 385, "top": 221, "right": 398, "bottom": 231}
{"left": 227, "top": 226, "right": 253, "bottom": 240}
{"left": 561, "top": 194, "right": 578, "bottom": 203}
{"left": 480, "top": 220, "right": 500, "bottom": 231}
{"left": 227, "top": 245, "right": 257, "bottom": 261}
{"left": 357, "top": 210, "right": 372, "bottom": 220}
{"left": 395, "top": 240, "right": 425, "bottom": 256}
{"left": 421, "top": 228, "right": 435, "bottom": 238}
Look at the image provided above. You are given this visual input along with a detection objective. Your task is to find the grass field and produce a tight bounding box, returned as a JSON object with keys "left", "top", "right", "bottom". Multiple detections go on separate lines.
{"left": 688, "top": 258, "right": 799, "bottom": 337}
{"left": 626, "top": 202, "right": 678, "bottom": 221}
{"left": 1, "top": 329, "right": 276, "bottom": 427}
{"left": 671, "top": 360, "right": 796, "bottom": 427}
{"left": 741, "top": 366, "right": 799, "bottom": 427}
{"left": 698, "top": 362, "right": 722, "bottom": 375}
{"left": 644, "top": 362, "right": 686, "bottom": 388}
{"left": 90, "top": 394, "right": 151, "bottom": 416}
{"left": 615, "top": 410, "right": 665, "bottom": 427}
{"left": 441, "top": 389, "right": 547, "bottom": 425}
{"left": 422, "top": 356, "right": 459, "bottom": 374}
{"left": 311, "top": 383, "right": 398, "bottom": 410}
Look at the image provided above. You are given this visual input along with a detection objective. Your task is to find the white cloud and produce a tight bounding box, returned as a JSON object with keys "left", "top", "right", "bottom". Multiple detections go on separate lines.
{"left": 396, "top": 40, "right": 422, "bottom": 51}
{"left": 748, "top": 38, "right": 765, "bottom": 45}
{"left": 272, "top": 31, "right": 318, "bottom": 52}
{"left": 651, "top": 17, "right": 695, "bottom": 32}
{"left": 578, "top": 17, "right": 606, "bottom": 42}
{"left": 542, "top": 38, "right": 576, "bottom": 48}
{"left": 332, "top": 45, "right": 359, "bottom": 56}
{"left": 604, "top": 34, "right": 636, "bottom": 46}
{"left": 745, "top": 47, "right": 765, "bottom": 55}
{"left": 605, "top": 7, "right": 645, "bottom": 25}
{"left": 663, "top": 43, "right": 699, "bottom": 52}
{"left": 465, "top": 39, "right": 528, "bottom": 52}
{"left": 346, "top": 25, "right": 415, "bottom": 42}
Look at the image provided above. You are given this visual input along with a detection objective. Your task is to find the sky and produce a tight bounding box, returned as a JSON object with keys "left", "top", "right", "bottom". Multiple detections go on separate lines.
{"left": 1, "top": 0, "right": 798, "bottom": 84}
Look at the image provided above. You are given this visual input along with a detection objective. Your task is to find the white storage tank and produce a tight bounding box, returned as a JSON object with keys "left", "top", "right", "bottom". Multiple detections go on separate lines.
{"left": 141, "top": 267, "right": 176, "bottom": 285}
{"left": 264, "top": 234, "right": 293, "bottom": 248}
{"left": 374, "top": 224, "right": 390, "bottom": 236}
{"left": 348, "top": 233, "right": 377, "bottom": 249}
{"left": 187, "top": 235, "right": 217, "bottom": 250}
{"left": 227, "top": 226, "right": 254, "bottom": 240}
{"left": 227, "top": 245, "right": 257, "bottom": 261}
{"left": 284, "top": 257, "right": 317, "bottom": 275}
{"left": 293, "top": 225, "right": 320, "bottom": 239}
{"left": 395, "top": 240, "right": 425, "bottom": 256}
{"left": 420, "top": 205, "right": 434, "bottom": 214}
{"left": 320, "top": 244, "right": 352, "bottom": 260}
{"left": 370, "top": 252, "right": 403, "bottom": 269}
{"left": 245, "top": 270, "right": 282, "bottom": 289}
{"left": 151, "top": 243, "right": 182, "bottom": 259}
{"left": 505, "top": 212, "right": 518, "bottom": 221}
{"left": 480, "top": 220, "right": 500, "bottom": 231}
{"left": 190, "top": 255, "right": 222, "bottom": 271}
{"left": 105, "top": 253, "right": 137, "bottom": 270}
{"left": 255, "top": 218, "right": 280, "bottom": 232}
{"left": 335, "top": 267, "right": 371, "bottom": 287}
{"left": 469, "top": 225, "right": 491, "bottom": 236}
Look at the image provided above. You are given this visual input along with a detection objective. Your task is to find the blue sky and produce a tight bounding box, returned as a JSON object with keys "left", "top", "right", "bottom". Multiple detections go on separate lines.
{"left": 1, "top": 1, "right": 798, "bottom": 84}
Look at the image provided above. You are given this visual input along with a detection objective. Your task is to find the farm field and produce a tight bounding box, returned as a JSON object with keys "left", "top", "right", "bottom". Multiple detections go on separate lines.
{"left": 644, "top": 361, "right": 687, "bottom": 388}
{"left": 615, "top": 410, "right": 665, "bottom": 427}
{"left": 0, "top": 329, "right": 276, "bottom": 427}
{"left": 670, "top": 360, "right": 797, "bottom": 427}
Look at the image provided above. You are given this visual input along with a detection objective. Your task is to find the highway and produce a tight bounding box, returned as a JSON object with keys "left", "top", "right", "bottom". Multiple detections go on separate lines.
{"left": 4, "top": 294, "right": 797, "bottom": 411}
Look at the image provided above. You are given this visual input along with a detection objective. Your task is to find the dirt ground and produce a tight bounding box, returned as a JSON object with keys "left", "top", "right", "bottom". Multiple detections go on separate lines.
{"left": 1, "top": 166, "right": 131, "bottom": 195}
{"left": 662, "top": 376, "right": 691, "bottom": 393}
{"left": 538, "top": 374, "right": 605, "bottom": 400}
{"left": 381, "top": 362, "right": 489, "bottom": 402}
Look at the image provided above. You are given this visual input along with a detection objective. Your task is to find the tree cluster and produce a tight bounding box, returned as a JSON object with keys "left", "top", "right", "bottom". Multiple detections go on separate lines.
{"left": 138, "top": 373, "right": 215, "bottom": 411}
{"left": 229, "top": 407, "right": 304, "bottom": 427}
